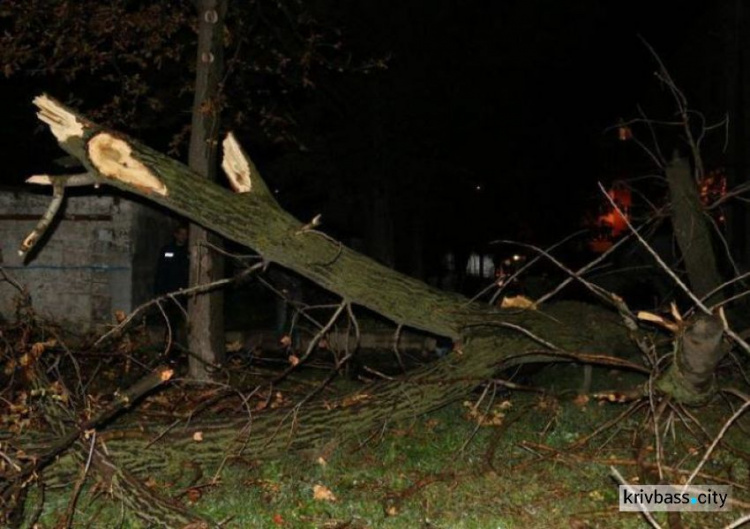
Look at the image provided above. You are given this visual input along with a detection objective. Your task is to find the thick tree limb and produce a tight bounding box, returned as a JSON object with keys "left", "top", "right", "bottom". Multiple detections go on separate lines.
{"left": 656, "top": 313, "right": 727, "bottom": 405}
{"left": 665, "top": 154, "right": 723, "bottom": 302}
{"left": 1, "top": 366, "right": 173, "bottom": 505}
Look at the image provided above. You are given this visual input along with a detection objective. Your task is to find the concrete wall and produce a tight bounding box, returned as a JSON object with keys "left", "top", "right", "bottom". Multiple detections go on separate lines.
{"left": 0, "top": 188, "right": 171, "bottom": 330}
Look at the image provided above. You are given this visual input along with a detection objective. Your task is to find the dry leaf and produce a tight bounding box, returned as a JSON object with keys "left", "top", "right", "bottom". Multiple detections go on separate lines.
{"left": 317, "top": 457, "right": 327, "bottom": 467}
{"left": 187, "top": 488, "right": 201, "bottom": 502}
{"left": 500, "top": 295, "right": 536, "bottom": 309}
{"left": 573, "top": 394, "right": 590, "bottom": 408}
{"left": 272, "top": 513, "right": 285, "bottom": 526}
{"left": 313, "top": 484, "right": 337, "bottom": 502}
{"left": 637, "top": 311, "right": 679, "bottom": 333}
{"left": 225, "top": 340, "right": 243, "bottom": 353}
{"left": 340, "top": 393, "right": 372, "bottom": 407}
{"left": 192, "top": 431, "right": 203, "bottom": 442}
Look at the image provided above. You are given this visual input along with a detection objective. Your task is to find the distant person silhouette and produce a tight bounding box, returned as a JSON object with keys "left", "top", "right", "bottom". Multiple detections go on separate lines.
{"left": 154, "top": 225, "right": 189, "bottom": 296}
{"left": 154, "top": 225, "right": 190, "bottom": 347}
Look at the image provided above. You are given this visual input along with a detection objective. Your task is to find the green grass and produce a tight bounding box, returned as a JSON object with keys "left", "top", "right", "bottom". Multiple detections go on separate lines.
{"left": 26, "top": 382, "right": 750, "bottom": 528}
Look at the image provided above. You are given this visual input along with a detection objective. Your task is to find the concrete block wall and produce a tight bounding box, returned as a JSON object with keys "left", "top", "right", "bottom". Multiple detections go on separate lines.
{"left": 0, "top": 188, "right": 171, "bottom": 331}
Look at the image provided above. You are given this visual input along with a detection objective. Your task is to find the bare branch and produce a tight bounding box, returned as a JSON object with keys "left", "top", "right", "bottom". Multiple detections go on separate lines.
{"left": 18, "top": 181, "right": 64, "bottom": 257}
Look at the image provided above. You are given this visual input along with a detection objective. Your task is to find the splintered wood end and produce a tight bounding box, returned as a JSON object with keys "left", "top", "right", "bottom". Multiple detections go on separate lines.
{"left": 221, "top": 132, "right": 252, "bottom": 193}
{"left": 26, "top": 175, "right": 53, "bottom": 185}
{"left": 33, "top": 94, "right": 85, "bottom": 143}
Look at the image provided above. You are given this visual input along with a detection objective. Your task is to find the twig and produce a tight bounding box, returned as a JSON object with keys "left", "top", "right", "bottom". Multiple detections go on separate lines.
{"left": 391, "top": 323, "right": 407, "bottom": 373}
{"left": 467, "top": 230, "right": 585, "bottom": 306}
{"left": 460, "top": 382, "right": 495, "bottom": 453}
{"left": 610, "top": 466, "right": 663, "bottom": 529}
{"left": 94, "top": 264, "right": 262, "bottom": 347}
{"left": 724, "top": 513, "right": 750, "bottom": 529}
{"left": 684, "top": 397, "right": 750, "bottom": 488}
{"left": 156, "top": 300, "right": 173, "bottom": 354}
{"left": 701, "top": 270, "right": 750, "bottom": 307}
{"left": 494, "top": 240, "right": 616, "bottom": 308}
{"left": 273, "top": 300, "right": 347, "bottom": 383}
{"left": 27, "top": 482, "right": 45, "bottom": 529}
{"left": 344, "top": 302, "right": 361, "bottom": 372}
{"left": 569, "top": 400, "right": 648, "bottom": 449}
{"left": 63, "top": 431, "right": 97, "bottom": 529}
{"left": 0, "top": 266, "right": 26, "bottom": 294}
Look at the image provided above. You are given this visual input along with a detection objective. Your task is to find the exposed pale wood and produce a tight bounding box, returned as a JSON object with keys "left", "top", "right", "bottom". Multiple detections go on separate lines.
{"left": 221, "top": 132, "right": 253, "bottom": 193}
{"left": 88, "top": 133, "right": 168, "bottom": 196}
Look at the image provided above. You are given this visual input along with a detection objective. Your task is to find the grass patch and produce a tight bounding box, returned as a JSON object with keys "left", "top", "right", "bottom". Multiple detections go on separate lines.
{"left": 25, "top": 387, "right": 750, "bottom": 528}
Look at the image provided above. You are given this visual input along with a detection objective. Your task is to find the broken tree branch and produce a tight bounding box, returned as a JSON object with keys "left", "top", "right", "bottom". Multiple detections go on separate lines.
{"left": 18, "top": 180, "right": 64, "bottom": 257}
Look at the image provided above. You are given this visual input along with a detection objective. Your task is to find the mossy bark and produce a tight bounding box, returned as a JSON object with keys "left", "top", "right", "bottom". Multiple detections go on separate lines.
{"left": 12, "top": 97, "right": 734, "bottom": 528}
{"left": 655, "top": 313, "right": 726, "bottom": 405}
{"left": 20, "top": 99, "right": 730, "bottom": 525}
{"left": 665, "top": 154, "right": 723, "bottom": 302}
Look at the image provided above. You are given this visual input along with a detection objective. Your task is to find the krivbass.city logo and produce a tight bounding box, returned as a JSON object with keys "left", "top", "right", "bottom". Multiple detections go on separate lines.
{"left": 619, "top": 485, "right": 731, "bottom": 512}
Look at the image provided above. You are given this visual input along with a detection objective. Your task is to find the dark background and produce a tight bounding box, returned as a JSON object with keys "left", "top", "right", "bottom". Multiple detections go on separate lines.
{"left": 1, "top": 0, "right": 746, "bottom": 279}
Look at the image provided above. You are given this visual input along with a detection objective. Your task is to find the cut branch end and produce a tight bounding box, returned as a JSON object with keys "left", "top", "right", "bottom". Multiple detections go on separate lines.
{"left": 221, "top": 132, "right": 253, "bottom": 193}
{"left": 88, "top": 133, "right": 167, "bottom": 196}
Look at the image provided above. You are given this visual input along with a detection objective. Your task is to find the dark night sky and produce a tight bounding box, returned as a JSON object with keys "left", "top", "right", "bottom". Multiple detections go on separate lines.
{"left": 0, "top": 1, "right": 728, "bottom": 251}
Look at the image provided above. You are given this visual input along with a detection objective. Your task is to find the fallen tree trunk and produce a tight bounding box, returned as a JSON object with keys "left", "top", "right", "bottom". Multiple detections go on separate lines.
{"left": 27, "top": 96, "right": 741, "bottom": 479}
{"left": 13, "top": 96, "right": 740, "bottom": 526}
{"left": 25, "top": 303, "right": 637, "bottom": 491}
{"left": 21, "top": 94, "right": 643, "bottom": 452}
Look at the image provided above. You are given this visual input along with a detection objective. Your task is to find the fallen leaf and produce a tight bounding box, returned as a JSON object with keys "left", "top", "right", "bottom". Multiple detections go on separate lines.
{"left": 192, "top": 431, "right": 203, "bottom": 442}
{"left": 500, "top": 295, "right": 536, "bottom": 309}
{"left": 313, "top": 484, "right": 337, "bottom": 502}
{"left": 187, "top": 488, "right": 201, "bottom": 502}
{"left": 225, "top": 340, "right": 243, "bottom": 353}
{"left": 272, "top": 513, "right": 285, "bottom": 525}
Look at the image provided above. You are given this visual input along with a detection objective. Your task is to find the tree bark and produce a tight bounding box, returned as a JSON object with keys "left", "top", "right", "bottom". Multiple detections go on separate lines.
{"left": 1, "top": 365, "right": 212, "bottom": 529}
{"left": 656, "top": 313, "right": 727, "bottom": 405}
{"left": 665, "top": 153, "right": 723, "bottom": 303}
{"left": 27, "top": 96, "right": 734, "bottom": 493}
{"left": 187, "top": 0, "right": 228, "bottom": 379}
